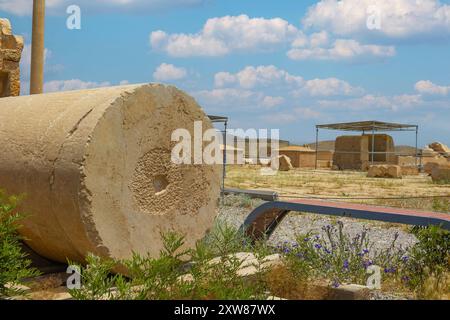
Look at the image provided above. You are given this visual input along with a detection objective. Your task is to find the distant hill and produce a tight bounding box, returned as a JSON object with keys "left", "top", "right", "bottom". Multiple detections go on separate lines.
{"left": 395, "top": 145, "right": 420, "bottom": 155}
{"left": 305, "top": 140, "right": 335, "bottom": 151}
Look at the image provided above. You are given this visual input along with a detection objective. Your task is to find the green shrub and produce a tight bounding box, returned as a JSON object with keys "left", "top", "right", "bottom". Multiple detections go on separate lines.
{"left": 401, "top": 225, "right": 450, "bottom": 290}
{"left": 69, "top": 226, "right": 269, "bottom": 300}
{"left": 66, "top": 222, "right": 450, "bottom": 300}
{"left": 0, "top": 190, "right": 39, "bottom": 298}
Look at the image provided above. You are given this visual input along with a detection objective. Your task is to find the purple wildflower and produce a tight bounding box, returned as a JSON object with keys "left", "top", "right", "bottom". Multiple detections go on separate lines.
{"left": 343, "top": 260, "right": 349, "bottom": 270}
{"left": 384, "top": 267, "right": 396, "bottom": 273}
{"left": 332, "top": 279, "right": 340, "bottom": 288}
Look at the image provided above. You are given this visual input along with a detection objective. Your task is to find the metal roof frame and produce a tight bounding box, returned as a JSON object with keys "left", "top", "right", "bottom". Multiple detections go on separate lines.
{"left": 208, "top": 115, "right": 229, "bottom": 123}
{"left": 314, "top": 120, "right": 419, "bottom": 169}
{"left": 316, "top": 120, "right": 418, "bottom": 132}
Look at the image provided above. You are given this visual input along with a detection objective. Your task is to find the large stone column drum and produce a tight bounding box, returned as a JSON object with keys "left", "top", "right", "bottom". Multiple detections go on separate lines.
{"left": 0, "top": 84, "right": 221, "bottom": 264}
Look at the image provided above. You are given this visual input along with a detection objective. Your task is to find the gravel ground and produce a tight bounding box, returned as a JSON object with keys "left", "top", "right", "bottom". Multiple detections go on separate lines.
{"left": 216, "top": 197, "right": 418, "bottom": 254}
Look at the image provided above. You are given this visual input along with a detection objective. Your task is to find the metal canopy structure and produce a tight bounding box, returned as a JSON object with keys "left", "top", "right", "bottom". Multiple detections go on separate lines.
{"left": 314, "top": 120, "right": 419, "bottom": 169}
{"left": 208, "top": 115, "right": 229, "bottom": 194}
{"left": 208, "top": 115, "right": 229, "bottom": 123}
{"left": 316, "top": 120, "right": 418, "bottom": 132}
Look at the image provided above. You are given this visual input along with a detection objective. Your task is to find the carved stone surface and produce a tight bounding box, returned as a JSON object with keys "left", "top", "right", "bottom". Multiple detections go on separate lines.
{"left": 0, "top": 18, "right": 24, "bottom": 97}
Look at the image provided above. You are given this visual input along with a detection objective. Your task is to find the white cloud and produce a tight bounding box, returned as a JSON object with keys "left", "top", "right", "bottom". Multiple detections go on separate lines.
{"left": 294, "top": 78, "right": 365, "bottom": 97}
{"left": 21, "top": 78, "right": 128, "bottom": 95}
{"left": 43, "top": 79, "right": 111, "bottom": 93}
{"left": 260, "top": 107, "right": 323, "bottom": 124}
{"left": 153, "top": 63, "right": 187, "bottom": 81}
{"left": 288, "top": 39, "right": 396, "bottom": 61}
{"left": 151, "top": 14, "right": 398, "bottom": 62}
{"left": 303, "top": 0, "right": 450, "bottom": 40}
{"left": 261, "top": 96, "right": 285, "bottom": 108}
{"left": 214, "top": 65, "right": 303, "bottom": 89}
{"left": 415, "top": 80, "right": 450, "bottom": 96}
{"left": 193, "top": 88, "right": 264, "bottom": 109}
{"left": 317, "top": 93, "right": 423, "bottom": 111}
{"left": 293, "top": 107, "right": 323, "bottom": 119}
{"left": 260, "top": 113, "right": 298, "bottom": 124}
{"left": 192, "top": 88, "right": 287, "bottom": 111}
{"left": 150, "top": 15, "right": 299, "bottom": 57}
{"left": 0, "top": 0, "right": 206, "bottom": 16}
{"left": 214, "top": 65, "right": 362, "bottom": 97}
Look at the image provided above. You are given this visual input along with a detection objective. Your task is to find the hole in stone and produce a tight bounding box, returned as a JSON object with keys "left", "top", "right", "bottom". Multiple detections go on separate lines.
{"left": 153, "top": 174, "right": 169, "bottom": 195}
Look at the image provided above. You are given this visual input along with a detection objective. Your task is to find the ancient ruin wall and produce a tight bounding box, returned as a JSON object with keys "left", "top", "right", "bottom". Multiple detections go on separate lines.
{"left": 0, "top": 18, "right": 23, "bottom": 97}
{"left": 364, "top": 134, "right": 396, "bottom": 163}
{"left": 0, "top": 84, "right": 221, "bottom": 264}
{"left": 333, "top": 135, "right": 369, "bottom": 170}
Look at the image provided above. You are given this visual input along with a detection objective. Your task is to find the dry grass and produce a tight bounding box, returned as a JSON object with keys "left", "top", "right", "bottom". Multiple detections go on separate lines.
{"left": 417, "top": 271, "right": 450, "bottom": 300}
{"left": 225, "top": 165, "right": 450, "bottom": 212}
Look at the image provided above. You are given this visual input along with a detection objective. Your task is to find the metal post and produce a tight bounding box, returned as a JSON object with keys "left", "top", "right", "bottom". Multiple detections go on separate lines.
{"left": 415, "top": 125, "right": 419, "bottom": 167}
{"left": 371, "top": 127, "right": 375, "bottom": 164}
{"left": 315, "top": 127, "right": 319, "bottom": 170}
{"left": 222, "top": 121, "right": 228, "bottom": 195}
{"left": 30, "top": 0, "right": 45, "bottom": 94}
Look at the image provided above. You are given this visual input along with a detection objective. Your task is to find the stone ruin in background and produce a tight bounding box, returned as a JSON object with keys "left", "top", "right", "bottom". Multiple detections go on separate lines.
{"left": 0, "top": 18, "right": 24, "bottom": 97}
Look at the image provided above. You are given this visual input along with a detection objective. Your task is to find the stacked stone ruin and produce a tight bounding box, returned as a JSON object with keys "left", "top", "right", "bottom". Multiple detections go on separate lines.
{"left": 333, "top": 135, "right": 369, "bottom": 170}
{"left": 0, "top": 18, "right": 23, "bottom": 97}
{"left": 333, "top": 134, "right": 397, "bottom": 171}
{"left": 423, "top": 142, "right": 450, "bottom": 182}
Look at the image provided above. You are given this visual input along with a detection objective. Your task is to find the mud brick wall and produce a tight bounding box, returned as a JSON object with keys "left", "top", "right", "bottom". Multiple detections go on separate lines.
{"left": 364, "top": 134, "right": 396, "bottom": 163}
{"left": 279, "top": 150, "right": 316, "bottom": 168}
{"left": 333, "top": 135, "right": 369, "bottom": 170}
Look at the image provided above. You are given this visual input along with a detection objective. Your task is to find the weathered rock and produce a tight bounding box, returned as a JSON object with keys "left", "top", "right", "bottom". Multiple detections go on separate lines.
{"left": 431, "top": 167, "right": 450, "bottom": 182}
{"left": 179, "top": 252, "right": 284, "bottom": 283}
{"left": 208, "top": 252, "right": 283, "bottom": 277}
{"left": 271, "top": 155, "right": 293, "bottom": 171}
{"left": 429, "top": 142, "right": 450, "bottom": 157}
{"left": 0, "top": 84, "right": 221, "bottom": 264}
{"left": 329, "top": 284, "right": 371, "bottom": 300}
{"left": 0, "top": 18, "right": 24, "bottom": 97}
{"left": 367, "top": 165, "right": 402, "bottom": 178}
{"left": 396, "top": 155, "right": 416, "bottom": 167}
{"left": 424, "top": 161, "right": 449, "bottom": 174}
{"left": 422, "top": 145, "right": 437, "bottom": 156}
{"left": 401, "top": 166, "right": 419, "bottom": 176}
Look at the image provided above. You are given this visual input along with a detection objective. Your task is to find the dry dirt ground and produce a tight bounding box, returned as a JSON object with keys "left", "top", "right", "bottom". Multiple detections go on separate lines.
{"left": 225, "top": 165, "right": 450, "bottom": 213}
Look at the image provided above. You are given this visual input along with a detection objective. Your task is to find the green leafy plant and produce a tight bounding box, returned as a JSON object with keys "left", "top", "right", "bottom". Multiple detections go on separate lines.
{"left": 401, "top": 225, "right": 450, "bottom": 293}
{"left": 68, "top": 224, "right": 271, "bottom": 300}
{"left": 0, "top": 190, "right": 39, "bottom": 298}
{"left": 65, "top": 220, "right": 450, "bottom": 300}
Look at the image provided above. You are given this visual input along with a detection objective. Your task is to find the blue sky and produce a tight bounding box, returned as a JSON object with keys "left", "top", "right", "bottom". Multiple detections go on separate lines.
{"left": 1, "top": 0, "right": 450, "bottom": 146}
